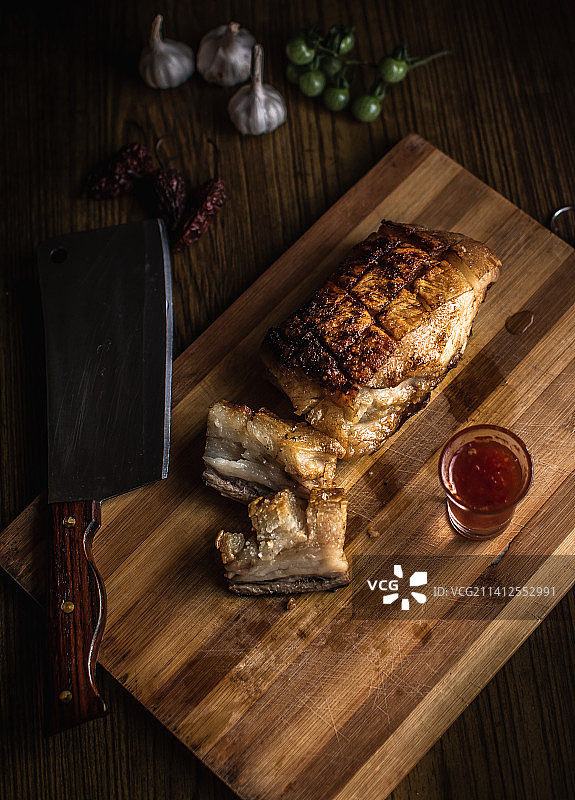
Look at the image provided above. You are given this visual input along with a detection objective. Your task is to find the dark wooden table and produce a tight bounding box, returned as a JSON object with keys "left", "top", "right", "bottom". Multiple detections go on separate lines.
{"left": 1, "top": 1, "right": 574, "bottom": 798}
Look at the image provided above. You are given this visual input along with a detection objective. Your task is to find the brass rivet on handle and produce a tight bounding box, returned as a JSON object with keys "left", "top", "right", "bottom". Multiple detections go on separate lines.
{"left": 59, "top": 690, "right": 73, "bottom": 704}
{"left": 63, "top": 516, "right": 76, "bottom": 528}
{"left": 61, "top": 600, "right": 75, "bottom": 614}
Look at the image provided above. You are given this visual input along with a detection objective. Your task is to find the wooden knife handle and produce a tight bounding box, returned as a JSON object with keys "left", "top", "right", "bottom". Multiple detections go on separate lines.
{"left": 46, "top": 499, "right": 107, "bottom": 733}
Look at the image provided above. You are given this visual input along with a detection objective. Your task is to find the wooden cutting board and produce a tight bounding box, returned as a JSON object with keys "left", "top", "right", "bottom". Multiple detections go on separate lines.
{"left": 2, "top": 133, "right": 575, "bottom": 800}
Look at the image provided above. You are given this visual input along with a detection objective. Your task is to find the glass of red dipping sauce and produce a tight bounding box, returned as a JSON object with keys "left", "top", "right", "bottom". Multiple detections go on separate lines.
{"left": 439, "top": 425, "right": 532, "bottom": 539}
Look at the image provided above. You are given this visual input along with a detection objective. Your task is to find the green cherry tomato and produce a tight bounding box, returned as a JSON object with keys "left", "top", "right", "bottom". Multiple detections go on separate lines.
{"left": 338, "top": 32, "right": 355, "bottom": 54}
{"left": 286, "top": 62, "right": 303, "bottom": 84}
{"left": 286, "top": 36, "right": 315, "bottom": 66}
{"left": 378, "top": 56, "right": 408, "bottom": 83}
{"left": 323, "top": 86, "right": 350, "bottom": 112}
{"left": 299, "top": 70, "right": 326, "bottom": 97}
{"left": 320, "top": 55, "right": 343, "bottom": 78}
{"left": 351, "top": 95, "right": 382, "bottom": 122}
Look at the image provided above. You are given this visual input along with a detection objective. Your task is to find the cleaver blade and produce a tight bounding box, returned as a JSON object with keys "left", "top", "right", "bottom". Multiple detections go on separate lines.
{"left": 38, "top": 219, "right": 173, "bottom": 733}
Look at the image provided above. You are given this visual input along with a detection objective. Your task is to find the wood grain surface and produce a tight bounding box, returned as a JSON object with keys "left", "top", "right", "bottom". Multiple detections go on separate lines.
{"left": 1, "top": 1, "right": 575, "bottom": 800}
{"left": 2, "top": 131, "right": 575, "bottom": 799}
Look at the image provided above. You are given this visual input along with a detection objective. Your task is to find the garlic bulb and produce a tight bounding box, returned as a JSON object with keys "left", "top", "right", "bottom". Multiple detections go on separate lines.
{"left": 228, "top": 44, "right": 287, "bottom": 135}
{"left": 197, "top": 22, "right": 255, "bottom": 87}
{"left": 139, "top": 15, "right": 195, "bottom": 89}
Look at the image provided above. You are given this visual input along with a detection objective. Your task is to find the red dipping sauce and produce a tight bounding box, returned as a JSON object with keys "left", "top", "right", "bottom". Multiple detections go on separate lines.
{"left": 449, "top": 438, "right": 523, "bottom": 510}
{"left": 439, "top": 425, "right": 532, "bottom": 539}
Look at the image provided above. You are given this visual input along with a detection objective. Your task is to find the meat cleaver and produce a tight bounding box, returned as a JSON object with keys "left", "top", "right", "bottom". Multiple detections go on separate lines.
{"left": 38, "top": 219, "right": 173, "bottom": 733}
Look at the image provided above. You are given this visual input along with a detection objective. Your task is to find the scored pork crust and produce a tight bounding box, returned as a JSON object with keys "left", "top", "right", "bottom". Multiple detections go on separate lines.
{"left": 203, "top": 400, "right": 345, "bottom": 503}
{"left": 216, "top": 488, "right": 349, "bottom": 595}
{"left": 262, "top": 220, "right": 501, "bottom": 457}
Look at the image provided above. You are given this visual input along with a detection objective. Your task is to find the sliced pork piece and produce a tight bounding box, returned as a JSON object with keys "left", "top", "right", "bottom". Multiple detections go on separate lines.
{"left": 262, "top": 220, "right": 501, "bottom": 457}
{"left": 216, "top": 488, "right": 349, "bottom": 595}
{"left": 203, "top": 400, "right": 345, "bottom": 503}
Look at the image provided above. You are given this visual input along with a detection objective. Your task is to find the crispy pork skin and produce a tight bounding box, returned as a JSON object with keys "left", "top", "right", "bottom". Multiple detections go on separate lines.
{"left": 203, "top": 400, "right": 345, "bottom": 503}
{"left": 215, "top": 488, "right": 349, "bottom": 595}
{"left": 262, "top": 220, "right": 500, "bottom": 457}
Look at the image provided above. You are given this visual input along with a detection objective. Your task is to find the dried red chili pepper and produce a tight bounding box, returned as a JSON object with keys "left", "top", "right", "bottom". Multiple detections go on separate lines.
{"left": 172, "top": 177, "right": 227, "bottom": 252}
{"left": 84, "top": 143, "right": 154, "bottom": 199}
{"left": 136, "top": 168, "right": 187, "bottom": 235}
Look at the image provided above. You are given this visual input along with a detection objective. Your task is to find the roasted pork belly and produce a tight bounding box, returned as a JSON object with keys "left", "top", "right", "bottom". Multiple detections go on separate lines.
{"left": 262, "top": 220, "right": 501, "bottom": 457}
{"left": 203, "top": 400, "right": 345, "bottom": 503}
{"left": 215, "top": 488, "right": 349, "bottom": 594}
